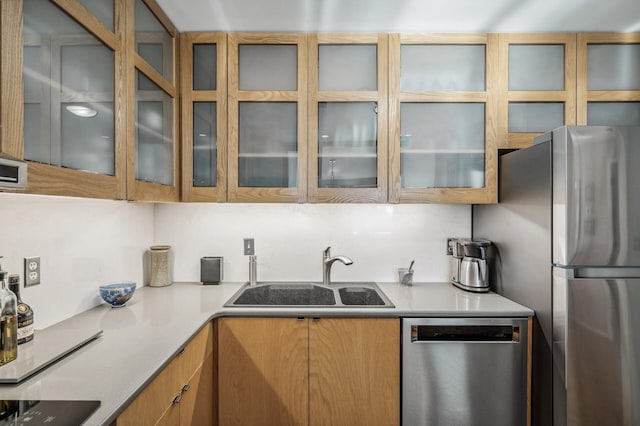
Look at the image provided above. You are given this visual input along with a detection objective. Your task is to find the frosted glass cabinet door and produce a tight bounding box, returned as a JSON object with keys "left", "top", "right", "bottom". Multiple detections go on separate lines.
{"left": 587, "top": 102, "right": 640, "bottom": 126}
{"left": 238, "top": 102, "right": 297, "bottom": 187}
{"left": 135, "top": 0, "right": 173, "bottom": 83}
{"left": 193, "top": 44, "right": 216, "bottom": 90}
{"left": 23, "top": 0, "right": 115, "bottom": 175}
{"left": 400, "top": 45, "right": 485, "bottom": 91}
{"left": 317, "top": 102, "right": 377, "bottom": 188}
{"left": 239, "top": 45, "right": 297, "bottom": 90}
{"left": 77, "top": 0, "right": 114, "bottom": 32}
{"left": 508, "top": 103, "right": 564, "bottom": 133}
{"left": 136, "top": 71, "right": 174, "bottom": 186}
{"left": 400, "top": 103, "right": 485, "bottom": 188}
{"left": 318, "top": 45, "right": 377, "bottom": 91}
{"left": 509, "top": 45, "right": 564, "bottom": 91}
{"left": 587, "top": 44, "right": 640, "bottom": 90}
{"left": 193, "top": 102, "right": 217, "bottom": 187}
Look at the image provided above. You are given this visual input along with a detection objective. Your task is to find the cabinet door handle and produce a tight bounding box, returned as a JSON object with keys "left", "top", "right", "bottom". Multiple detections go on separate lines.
{"left": 182, "top": 384, "right": 190, "bottom": 393}
{"left": 179, "top": 348, "right": 186, "bottom": 355}
{"left": 173, "top": 394, "right": 182, "bottom": 404}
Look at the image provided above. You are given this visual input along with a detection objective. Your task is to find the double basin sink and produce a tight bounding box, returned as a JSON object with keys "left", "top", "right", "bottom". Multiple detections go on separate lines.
{"left": 224, "top": 281, "right": 394, "bottom": 308}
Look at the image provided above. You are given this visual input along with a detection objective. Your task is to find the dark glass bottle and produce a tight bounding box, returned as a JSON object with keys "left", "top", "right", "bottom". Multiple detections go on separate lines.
{"left": 8, "top": 275, "right": 34, "bottom": 345}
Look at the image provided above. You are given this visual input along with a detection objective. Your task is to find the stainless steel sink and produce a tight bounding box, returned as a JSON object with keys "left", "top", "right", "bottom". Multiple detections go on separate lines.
{"left": 224, "top": 281, "right": 394, "bottom": 308}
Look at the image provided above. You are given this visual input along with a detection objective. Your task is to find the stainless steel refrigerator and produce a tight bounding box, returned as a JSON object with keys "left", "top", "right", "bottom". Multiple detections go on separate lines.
{"left": 473, "top": 126, "right": 640, "bottom": 426}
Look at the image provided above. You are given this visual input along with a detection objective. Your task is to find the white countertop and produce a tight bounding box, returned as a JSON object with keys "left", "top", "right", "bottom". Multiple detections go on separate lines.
{"left": 0, "top": 282, "right": 533, "bottom": 425}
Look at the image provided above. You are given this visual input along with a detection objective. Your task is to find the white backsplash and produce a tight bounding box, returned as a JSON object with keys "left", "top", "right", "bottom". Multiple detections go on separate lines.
{"left": 0, "top": 193, "right": 154, "bottom": 328}
{"left": 0, "top": 193, "right": 471, "bottom": 328}
{"left": 154, "top": 203, "right": 471, "bottom": 283}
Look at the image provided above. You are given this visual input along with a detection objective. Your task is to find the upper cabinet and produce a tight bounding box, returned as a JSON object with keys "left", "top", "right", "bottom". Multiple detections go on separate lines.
{"left": 8, "top": 0, "right": 179, "bottom": 201}
{"left": 0, "top": 0, "right": 24, "bottom": 161}
{"left": 21, "top": 0, "right": 126, "bottom": 199}
{"left": 307, "top": 34, "right": 388, "bottom": 203}
{"left": 388, "top": 34, "right": 498, "bottom": 204}
{"left": 498, "top": 34, "right": 577, "bottom": 149}
{"left": 126, "top": 0, "right": 179, "bottom": 201}
{"left": 227, "top": 33, "right": 308, "bottom": 203}
{"left": 577, "top": 33, "right": 640, "bottom": 126}
{"left": 3, "top": 7, "right": 639, "bottom": 204}
{"left": 180, "top": 33, "right": 227, "bottom": 202}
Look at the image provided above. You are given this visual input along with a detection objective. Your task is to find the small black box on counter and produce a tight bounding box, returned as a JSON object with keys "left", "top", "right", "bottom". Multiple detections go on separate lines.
{"left": 201, "top": 257, "right": 223, "bottom": 285}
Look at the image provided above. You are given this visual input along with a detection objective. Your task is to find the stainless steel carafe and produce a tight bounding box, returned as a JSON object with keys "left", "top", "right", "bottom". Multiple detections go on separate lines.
{"left": 447, "top": 238, "right": 492, "bottom": 292}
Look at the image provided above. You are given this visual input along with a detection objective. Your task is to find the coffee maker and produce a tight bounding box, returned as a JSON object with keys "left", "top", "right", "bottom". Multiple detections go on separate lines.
{"left": 447, "top": 238, "right": 492, "bottom": 292}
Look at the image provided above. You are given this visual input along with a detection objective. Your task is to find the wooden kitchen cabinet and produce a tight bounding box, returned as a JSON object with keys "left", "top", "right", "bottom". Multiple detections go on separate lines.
{"left": 125, "top": 0, "right": 180, "bottom": 202}
{"left": 227, "top": 33, "right": 308, "bottom": 203}
{"left": 309, "top": 318, "right": 400, "bottom": 425}
{"left": 307, "top": 34, "right": 389, "bottom": 203}
{"left": 497, "top": 34, "right": 577, "bottom": 149}
{"left": 19, "top": 0, "right": 127, "bottom": 199}
{"left": 180, "top": 32, "right": 228, "bottom": 202}
{"left": 388, "top": 34, "right": 499, "bottom": 204}
{"left": 116, "top": 322, "right": 214, "bottom": 426}
{"left": 577, "top": 33, "right": 640, "bottom": 126}
{"left": 0, "top": 0, "right": 24, "bottom": 162}
{"left": 217, "top": 317, "right": 400, "bottom": 426}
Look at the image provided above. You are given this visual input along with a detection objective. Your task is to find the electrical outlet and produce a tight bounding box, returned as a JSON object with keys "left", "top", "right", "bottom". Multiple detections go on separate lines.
{"left": 243, "top": 238, "right": 255, "bottom": 256}
{"left": 24, "top": 256, "right": 41, "bottom": 287}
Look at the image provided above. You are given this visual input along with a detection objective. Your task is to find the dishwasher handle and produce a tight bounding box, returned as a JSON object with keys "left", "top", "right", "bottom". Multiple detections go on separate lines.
{"left": 410, "top": 324, "right": 520, "bottom": 343}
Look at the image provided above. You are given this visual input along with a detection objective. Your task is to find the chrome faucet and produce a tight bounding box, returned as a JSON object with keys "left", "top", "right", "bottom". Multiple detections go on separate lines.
{"left": 322, "top": 246, "right": 353, "bottom": 286}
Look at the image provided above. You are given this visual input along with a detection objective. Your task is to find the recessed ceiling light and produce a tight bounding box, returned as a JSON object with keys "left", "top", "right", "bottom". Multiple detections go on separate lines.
{"left": 65, "top": 105, "right": 98, "bottom": 118}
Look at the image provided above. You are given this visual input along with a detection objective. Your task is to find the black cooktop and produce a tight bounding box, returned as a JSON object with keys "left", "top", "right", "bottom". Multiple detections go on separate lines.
{"left": 0, "top": 400, "right": 100, "bottom": 425}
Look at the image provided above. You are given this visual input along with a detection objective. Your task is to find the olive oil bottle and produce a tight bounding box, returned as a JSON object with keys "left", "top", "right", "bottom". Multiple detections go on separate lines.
{"left": 0, "top": 268, "right": 18, "bottom": 365}
{"left": 9, "top": 275, "right": 34, "bottom": 345}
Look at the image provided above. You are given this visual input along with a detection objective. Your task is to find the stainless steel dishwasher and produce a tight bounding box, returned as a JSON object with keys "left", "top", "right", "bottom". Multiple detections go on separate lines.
{"left": 402, "top": 318, "right": 528, "bottom": 426}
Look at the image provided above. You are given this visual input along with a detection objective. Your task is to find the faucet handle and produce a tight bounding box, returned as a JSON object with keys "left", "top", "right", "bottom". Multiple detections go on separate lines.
{"left": 323, "top": 247, "right": 331, "bottom": 257}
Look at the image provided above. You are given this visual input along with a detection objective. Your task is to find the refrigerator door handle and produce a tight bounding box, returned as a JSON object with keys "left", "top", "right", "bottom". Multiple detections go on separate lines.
{"left": 553, "top": 266, "right": 640, "bottom": 279}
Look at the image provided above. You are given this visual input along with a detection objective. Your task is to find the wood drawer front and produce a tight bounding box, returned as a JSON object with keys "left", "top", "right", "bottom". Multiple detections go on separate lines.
{"left": 116, "top": 357, "right": 181, "bottom": 426}
{"left": 180, "top": 353, "right": 214, "bottom": 426}
{"left": 176, "top": 323, "right": 213, "bottom": 385}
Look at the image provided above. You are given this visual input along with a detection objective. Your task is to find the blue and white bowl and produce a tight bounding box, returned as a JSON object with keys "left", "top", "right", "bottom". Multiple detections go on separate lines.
{"left": 99, "top": 282, "right": 136, "bottom": 307}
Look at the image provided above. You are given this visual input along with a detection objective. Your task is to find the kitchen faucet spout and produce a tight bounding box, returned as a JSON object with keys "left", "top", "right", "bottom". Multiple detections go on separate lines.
{"left": 322, "top": 247, "right": 353, "bottom": 286}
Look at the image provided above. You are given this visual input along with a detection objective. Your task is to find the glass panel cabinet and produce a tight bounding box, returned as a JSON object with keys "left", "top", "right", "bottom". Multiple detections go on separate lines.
{"left": 127, "top": 0, "right": 178, "bottom": 201}
{"left": 579, "top": 34, "right": 640, "bottom": 126}
{"left": 308, "top": 34, "right": 388, "bottom": 203}
{"left": 20, "top": 0, "right": 125, "bottom": 199}
{"left": 227, "top": 33, "right": 307, "bottom": 203}
{"left": 498, "top": 34, "right": 576, "bottom": 149}
{"left": 389, "top": 34, "right": 497, "bottom": 204}
{"left": 181, "top": 32, "right": 227, "bottom": 202}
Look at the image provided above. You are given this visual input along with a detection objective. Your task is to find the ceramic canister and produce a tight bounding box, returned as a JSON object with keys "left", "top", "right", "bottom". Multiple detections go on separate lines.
{"left": 149, "top": 245, "right": 172, "bottom": 287}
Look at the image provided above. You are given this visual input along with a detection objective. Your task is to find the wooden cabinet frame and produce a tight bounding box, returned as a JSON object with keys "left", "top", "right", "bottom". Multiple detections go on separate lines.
{"left": 497, "top": 34, "right": 577, "bottom": 149}
{"left": 124, "top": 0, "right": 179, "bottom": 202}
{"left": 577, "top": 33, "right": 640, "bottom": 125}
{"left": 388, "top": 34, "right": 498, "bottom": 204}
{"left": 0, "top": 0, "right": 24, "bottom": 161}
{"left": 307, "top": 34, "right": 388, "bottom": 203}
{"left": 180, "top": 32, "right": 228, "bottom": 202}
{"left": 16, "top": 0, "right": 128, "bottom": 199}
{"left": 227, "top": 33, "right": 308, "bottom": 203}
{"left": 218, "top": 317, "right": 399, "bottom": 425}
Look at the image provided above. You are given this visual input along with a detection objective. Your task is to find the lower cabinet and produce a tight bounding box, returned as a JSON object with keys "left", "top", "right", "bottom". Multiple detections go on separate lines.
{"left": 218, "top": 317, "right": 400, "bottom": 426}
{"left": 116, "top": 322, "right": 214, "bottom": 426}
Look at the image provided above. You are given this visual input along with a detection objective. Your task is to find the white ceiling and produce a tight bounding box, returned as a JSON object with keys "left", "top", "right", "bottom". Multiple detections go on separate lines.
{"left": 156, "top": 0, "right": 640, "bottom": 33}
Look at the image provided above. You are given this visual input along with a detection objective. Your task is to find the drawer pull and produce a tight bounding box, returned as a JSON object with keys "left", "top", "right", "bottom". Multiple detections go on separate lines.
{"left": 179, "top": 348, "right": 186, "bottom": 355}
